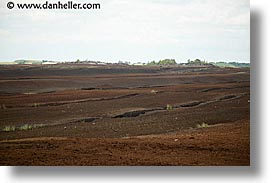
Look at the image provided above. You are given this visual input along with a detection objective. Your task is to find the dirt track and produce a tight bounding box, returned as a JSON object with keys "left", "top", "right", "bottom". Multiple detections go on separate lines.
{"left": 0, "top": 64, "right": 250, "bottom": 165}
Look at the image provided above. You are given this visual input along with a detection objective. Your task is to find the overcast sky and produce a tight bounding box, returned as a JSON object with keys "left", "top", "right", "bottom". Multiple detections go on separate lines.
{"left": 0, "top": 0, "right": 250, "bottom": 63}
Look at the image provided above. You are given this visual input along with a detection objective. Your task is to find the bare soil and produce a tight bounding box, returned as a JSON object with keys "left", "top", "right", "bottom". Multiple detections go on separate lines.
{"left": 0, "top": 64, "right": 250, "bottom": 165}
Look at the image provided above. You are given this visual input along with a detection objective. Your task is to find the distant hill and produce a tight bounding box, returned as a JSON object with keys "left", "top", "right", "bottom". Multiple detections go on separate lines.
{"left": 210, "top": 62, "right": 250, "bottom": 68}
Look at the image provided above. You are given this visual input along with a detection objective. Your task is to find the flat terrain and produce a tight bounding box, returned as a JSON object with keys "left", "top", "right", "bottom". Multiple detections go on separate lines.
{"left": 0, "top": 64, "right": 250, "bottom": 165}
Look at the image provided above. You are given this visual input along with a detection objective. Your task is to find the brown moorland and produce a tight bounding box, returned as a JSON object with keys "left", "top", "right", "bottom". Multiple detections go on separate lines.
{"left": 0, "top": 64, "right": 250, "bottom": 165}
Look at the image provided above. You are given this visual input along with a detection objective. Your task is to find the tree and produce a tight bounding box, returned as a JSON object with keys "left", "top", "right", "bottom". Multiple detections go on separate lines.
{"left": 194, "top": 59, "right": 201, "bottom": 64}
{"left": 158, "top": 59, "right": 177, "bottom": 65}
{"left": 147, "top": 60, "right": 157, "bottom": 65}
{"left": 186, "top": 59, "right": 209, "bottom": 65}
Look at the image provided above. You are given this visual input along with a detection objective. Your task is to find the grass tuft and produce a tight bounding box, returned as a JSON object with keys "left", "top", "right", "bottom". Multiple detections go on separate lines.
{"left": 166, "top": 104, "right": 173, "bottom": 111}
{"left": 3, "top": 126, "right": 16, "bottom": 132}
{"left": 18, "top": 124, "right": 33, "bottom": 131}
{"left": 196, "top": 122, "right": 210, "bottom": 128}
{"left": 2, "top": 123, "right": 45, "bottom": 132}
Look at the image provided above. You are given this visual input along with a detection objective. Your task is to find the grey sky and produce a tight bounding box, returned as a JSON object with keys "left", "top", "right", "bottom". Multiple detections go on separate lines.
{"left": 0, "top": 0, "right": 250, "bottom": 63}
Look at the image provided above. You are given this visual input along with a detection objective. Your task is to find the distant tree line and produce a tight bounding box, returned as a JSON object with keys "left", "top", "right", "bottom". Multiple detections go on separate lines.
{"left": 210, "top": 61, "right": 250, "bottom": 68}
{"left": 147, "top": 59, "right": 177, "bottom": 66}
{"left": 186, "top": 59, "right": 210, "bottom": 65}
{"left": 71, "top": 58, "right": 249, "bottom": 68}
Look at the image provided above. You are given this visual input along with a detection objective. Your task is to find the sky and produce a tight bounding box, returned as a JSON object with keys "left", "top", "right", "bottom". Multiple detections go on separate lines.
{"left": 0, "top": 0, "right": 250, "bottom": 63}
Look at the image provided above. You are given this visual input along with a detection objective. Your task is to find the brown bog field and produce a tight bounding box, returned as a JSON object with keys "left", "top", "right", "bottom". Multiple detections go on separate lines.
{"left": 0, "top": 64, "right": 250, "bottom": 165}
